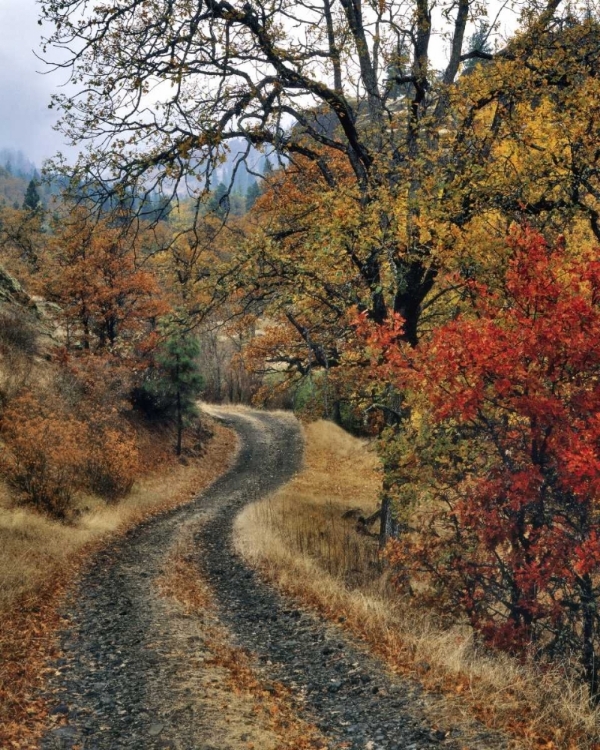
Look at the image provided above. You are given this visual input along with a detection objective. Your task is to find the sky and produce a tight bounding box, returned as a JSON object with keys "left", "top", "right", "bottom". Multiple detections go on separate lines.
{"left": 0, "top": 0, "right": 519, "bottom": 169}
{"left": 0, "top": 0, "right": 70, "bottom": 166}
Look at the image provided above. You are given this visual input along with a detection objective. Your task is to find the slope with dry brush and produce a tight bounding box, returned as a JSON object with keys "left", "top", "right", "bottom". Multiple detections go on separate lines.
{"left": 0, "top": 264, "right": 239, "bottom": 747}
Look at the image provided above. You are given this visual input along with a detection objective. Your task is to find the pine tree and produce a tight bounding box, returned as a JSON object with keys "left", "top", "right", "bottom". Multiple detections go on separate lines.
{"left": 463, "top": 22, "right": 492, "bottom": 74}
{"left": 23, "top": 179, "right": 41, "bottom": 212}
{"left": 133, "top": 335, "right": 204, "bottom": 455}
{"left": 262, "top": 156, "right": 274, "bottom": 176}
{"left": 207, "top": 181, "right": 229, "bottom": 218}
{"left": 245, "top": 181, "right": 261, "bottom": 211}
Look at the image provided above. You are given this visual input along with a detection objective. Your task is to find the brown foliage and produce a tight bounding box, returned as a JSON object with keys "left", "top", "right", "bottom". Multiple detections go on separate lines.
{"left": 1, "top": 390, "right": 88, "bottom": 516}
{"left": 0, "top": 420, "right": 237, "bottom": 750}
{"left": 45, "top": 210, "right": 170, "bottom": 357}
{"left": 0, "top": 386, "right": 140, "bottom": 515}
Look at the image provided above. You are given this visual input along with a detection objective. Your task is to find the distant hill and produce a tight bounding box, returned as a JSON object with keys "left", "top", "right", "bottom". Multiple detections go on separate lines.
{"left": 0, "top": 167, "right": 29, "bottom": 209}
{"left": 0, "top": 148, "right": 57, "bottom": 209}
{"left": 213, "top": 139, "right": 275, "bottom": 193}
{"left": 0, "top": 148, "right": 37, "bottom": 181}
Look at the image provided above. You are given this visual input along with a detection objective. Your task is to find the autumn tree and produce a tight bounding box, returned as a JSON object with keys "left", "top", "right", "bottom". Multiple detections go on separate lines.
{"left": 0, "top": 204, "right": 46, "bottom": 273}
{"left": 45, "top": 208, "right": 169, "bottom": 357}
{"left": 41, "top": 0, "right": 592, "bottom": 350}
{"left": 366, "top": 229, "right": 600, "bottom": 699}
{"left": 39, "top": 0, "right": 600, "bottom": 549}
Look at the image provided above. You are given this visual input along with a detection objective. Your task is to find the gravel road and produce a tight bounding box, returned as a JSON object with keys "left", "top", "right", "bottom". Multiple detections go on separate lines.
{"left": 40, "top": 409, "right": 497, "bottom": 750}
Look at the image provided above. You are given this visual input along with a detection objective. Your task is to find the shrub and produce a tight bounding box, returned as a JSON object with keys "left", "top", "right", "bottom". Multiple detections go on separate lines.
{"left": 85, "top": 420, "right": 139, "bottom": 500}
{"left": 0, "top": 391, "right": 87, "bottom": 517}
{"left": 1, "top": 387, "right": 141, "bottom": 514}
{"left": 0, "top": 312, "right": 37, "bottom": 355}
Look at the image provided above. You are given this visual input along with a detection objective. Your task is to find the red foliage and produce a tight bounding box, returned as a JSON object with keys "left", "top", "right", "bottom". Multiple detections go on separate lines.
{"left": 368, "top": 230, "right": 600, "bottom": 697}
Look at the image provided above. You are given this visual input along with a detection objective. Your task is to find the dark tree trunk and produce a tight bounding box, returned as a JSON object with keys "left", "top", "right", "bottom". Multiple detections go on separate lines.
{"left": 176, "top": 387, "right": 183, "bottom": 456}
{"left": 379, "top": 493, "right": 393, "bottom": 549}
{"left": 581, "top": 574, "right": 599, "bottom": 704}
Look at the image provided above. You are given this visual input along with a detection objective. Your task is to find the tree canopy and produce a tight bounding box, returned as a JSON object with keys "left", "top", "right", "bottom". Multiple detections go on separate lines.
{"left": 35, "top": 0, "right": 600, "bottom": 701}
{"left": 42, "top": 0, "right": 600, "bottom": 345}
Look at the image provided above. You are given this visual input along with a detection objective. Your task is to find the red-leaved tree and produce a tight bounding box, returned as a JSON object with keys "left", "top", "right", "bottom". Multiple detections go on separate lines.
{"left": 369, "top": 230, "right": 600, "bottom": 699}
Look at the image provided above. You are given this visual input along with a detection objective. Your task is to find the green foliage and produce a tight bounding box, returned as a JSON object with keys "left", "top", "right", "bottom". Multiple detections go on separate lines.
{"left": 462, "top": 21, "right": 492, "bottom": 73}
{"left": 133, "top": 335, "right": 204, "bottom": 454}
{"left": 207, "top": 182, "right": 229, "bottom": 218}
{"left": 245, "top": 181, "right": 261, "bottom": 211}
{"left": 373, "top": 231, "right": 600, "bottom": 699}
{"left": 22, "top": 180, "right": 41, "bottom": 212}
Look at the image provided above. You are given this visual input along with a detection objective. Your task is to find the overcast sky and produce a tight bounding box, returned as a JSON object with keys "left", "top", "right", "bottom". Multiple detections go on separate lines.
{"left": 0, "top": 0, "right": 519, "bottom": 169}
{"left": 0, "top": 0, "right": 71, "bottom": 166}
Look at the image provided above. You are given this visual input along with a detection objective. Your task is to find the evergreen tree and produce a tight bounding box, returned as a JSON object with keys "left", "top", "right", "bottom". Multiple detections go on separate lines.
{"left": 262, "top": 156, "right": 274, "bottom": 176}
{"left": 463, "top": 22, "right": 493, "bottom": 74}
{"left": 207, "top": 181, "right": 229, "bottom": 218}
{"left": 133, "top": 335, "right": 204, "bottom": 455}
{"left": 23, "top": 179, "right": 41, "bottom": 211}
{"left": 245, "top": 181, "right": 261, "bottom": 211}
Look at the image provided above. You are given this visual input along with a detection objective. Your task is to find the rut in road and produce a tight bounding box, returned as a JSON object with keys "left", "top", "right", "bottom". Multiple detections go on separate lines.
{"left": 41, "top": 409, "right": 500, "bottom": 750}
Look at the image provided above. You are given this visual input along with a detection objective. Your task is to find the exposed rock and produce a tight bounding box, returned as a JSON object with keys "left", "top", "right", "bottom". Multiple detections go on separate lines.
{"left": 0, "top": 265, "right": 29, "bottom": 305}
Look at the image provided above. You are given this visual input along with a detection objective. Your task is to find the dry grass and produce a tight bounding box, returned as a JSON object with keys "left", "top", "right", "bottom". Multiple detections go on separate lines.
{"left": 0, "top": 417, "right": 238, "bottom": 750}
{"left": 156, "top": 530, "right": 329, "bottom": 750}
{"left": 234, "top": 419, "right": 600, "bottom": 750}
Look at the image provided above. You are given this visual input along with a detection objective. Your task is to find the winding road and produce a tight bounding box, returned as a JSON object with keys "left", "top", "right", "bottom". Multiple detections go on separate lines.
{"left": 41, "top": 409, "right": 496, "bottom": 750}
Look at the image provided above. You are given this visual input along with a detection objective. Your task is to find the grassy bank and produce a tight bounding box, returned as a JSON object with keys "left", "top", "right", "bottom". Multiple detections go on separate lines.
{"left": 234, "top": 420, "right": 599, "bottom": 750}
{"left": 0, "top": 417, "right": 237, "bottom": 749}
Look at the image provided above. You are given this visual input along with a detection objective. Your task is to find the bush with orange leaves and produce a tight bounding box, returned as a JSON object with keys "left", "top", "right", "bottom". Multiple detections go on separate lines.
{"left": 84, "top": 416, "right": 139, "bottom": 502}
{"left": 0, "top": 390, "right": 88, "bottom": 517}
{"left": 0, "top": 388, "right": 140, "bottom": 516}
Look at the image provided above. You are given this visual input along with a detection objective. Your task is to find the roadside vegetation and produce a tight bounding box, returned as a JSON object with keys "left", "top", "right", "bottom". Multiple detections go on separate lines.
{"left": 0, "top": 189, "right": 238, "bottom": 747}
{"left": 235, "top": 420, "right": 600, "bottom": 750}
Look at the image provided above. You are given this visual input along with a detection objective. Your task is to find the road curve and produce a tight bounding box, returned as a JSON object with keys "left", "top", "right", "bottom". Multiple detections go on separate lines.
{"left": 40, "top": 409, "right": 487, "bottom": 750}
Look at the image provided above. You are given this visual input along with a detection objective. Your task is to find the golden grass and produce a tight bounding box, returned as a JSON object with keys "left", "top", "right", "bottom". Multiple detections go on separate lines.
{"left": 0, "top": 418, "right": 238, "bottom": 750}
{"left": 234, "top": 419, "right": 600, "bottom": 750}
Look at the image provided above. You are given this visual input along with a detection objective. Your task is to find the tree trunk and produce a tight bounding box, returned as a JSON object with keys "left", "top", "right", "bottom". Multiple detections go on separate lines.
{"left": 581, "top": 574, "right": 599, "bottom": 704}
{"left": 379, "top": 493, "right": 393, "bottom": 549}
{"left": 176, "top": 386, "right": 183, "bottom": 456}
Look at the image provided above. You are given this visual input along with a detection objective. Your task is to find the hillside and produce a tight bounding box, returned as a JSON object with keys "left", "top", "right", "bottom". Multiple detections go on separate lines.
{"left": 0, "top": 257, "right": 239, "bottom": 748}
{"left": 0, "top": 165, "right": 29, "bottom": 208}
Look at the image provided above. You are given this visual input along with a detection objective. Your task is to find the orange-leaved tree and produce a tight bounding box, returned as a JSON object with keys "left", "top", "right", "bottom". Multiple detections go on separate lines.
{"left": 46, "top": 209, "right": 170, "bottom": 357}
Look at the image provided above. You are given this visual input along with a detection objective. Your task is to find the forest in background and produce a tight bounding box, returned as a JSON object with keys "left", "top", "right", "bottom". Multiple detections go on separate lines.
{"left": 2, "top": 0, "right": 600, "bottom": 734}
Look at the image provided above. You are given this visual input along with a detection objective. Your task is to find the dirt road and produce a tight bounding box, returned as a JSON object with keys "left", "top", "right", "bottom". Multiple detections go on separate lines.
{"left": 40, "top": 410, "right": 477, "bottom": 750}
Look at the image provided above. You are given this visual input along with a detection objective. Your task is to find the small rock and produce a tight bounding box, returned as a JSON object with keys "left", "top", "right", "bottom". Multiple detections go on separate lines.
{"left": 148, "top": 723, "right": 165, "bottom": 737}
{"left": 431, "top": 729, "right": 447, "bottom": 741}
{"left": 49, "top": 704, "right": 69, "bottom": 716}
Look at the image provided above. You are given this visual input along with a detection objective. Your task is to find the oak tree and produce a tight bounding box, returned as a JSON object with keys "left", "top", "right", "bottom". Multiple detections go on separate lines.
{"left": 369, "top": 230, "right": 600, "bottom": 699}
{"left": 41, "top": 0, "right": 586, "bottom": 348}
